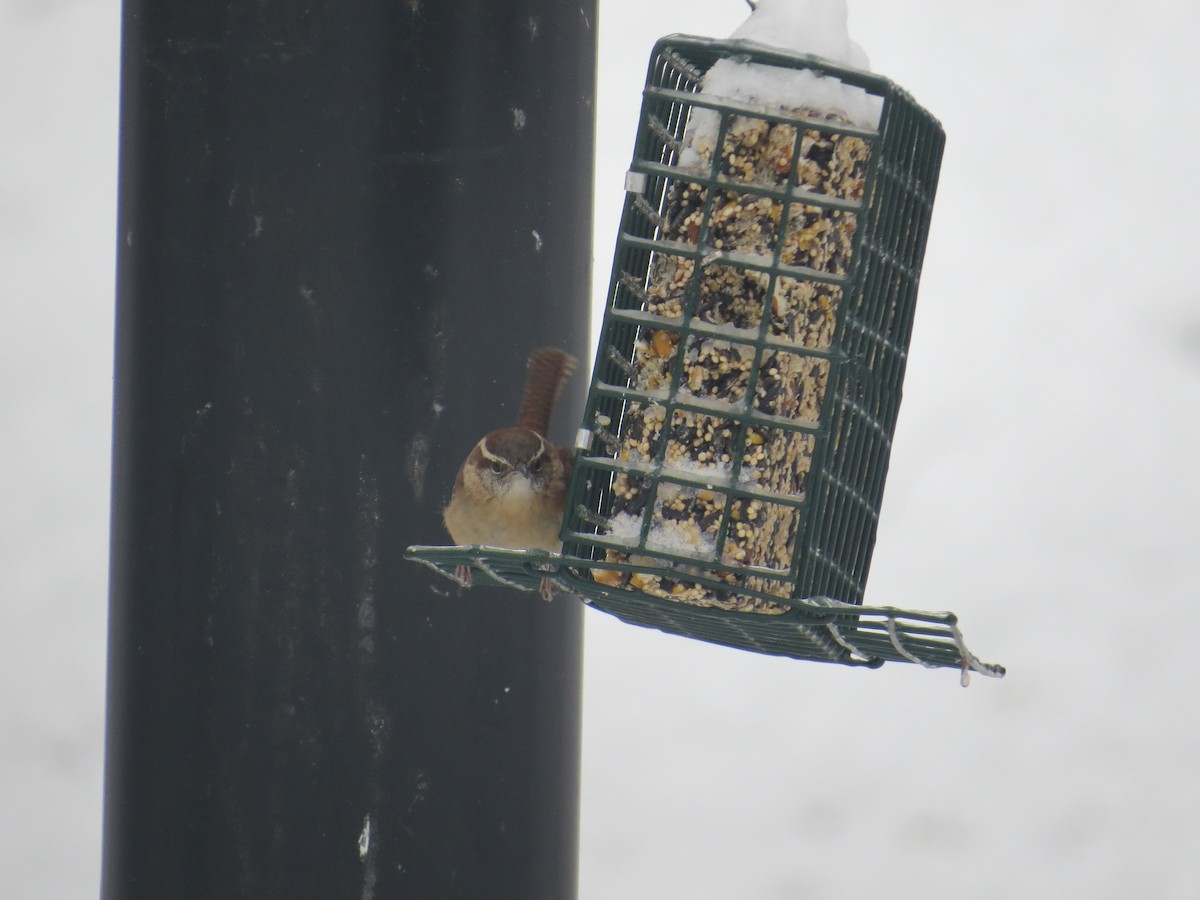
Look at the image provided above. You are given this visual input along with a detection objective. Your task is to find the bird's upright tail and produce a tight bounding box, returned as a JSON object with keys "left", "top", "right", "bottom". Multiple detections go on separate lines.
{"left": 516, "top": 347, "right": 577, "bottom": 436}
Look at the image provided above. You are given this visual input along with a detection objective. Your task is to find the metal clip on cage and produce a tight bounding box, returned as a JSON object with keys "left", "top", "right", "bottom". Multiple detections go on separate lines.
{"left": 408, "top": 36, "right": 1004, "bottom": 680}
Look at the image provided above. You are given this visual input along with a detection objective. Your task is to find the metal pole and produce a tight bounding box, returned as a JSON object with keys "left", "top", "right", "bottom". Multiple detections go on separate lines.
{"left": 102, "top": 2, "right": 594, "bottom": 897}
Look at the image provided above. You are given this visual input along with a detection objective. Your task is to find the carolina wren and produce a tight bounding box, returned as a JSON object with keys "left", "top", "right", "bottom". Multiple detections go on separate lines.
{"left": 443, "top": 347, "right": 577, "bottom": 598}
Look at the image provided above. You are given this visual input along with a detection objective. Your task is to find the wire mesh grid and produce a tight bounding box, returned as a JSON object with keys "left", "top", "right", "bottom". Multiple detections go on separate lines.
{"left": 564, "top": 38, "right": 944, "bottom": 595}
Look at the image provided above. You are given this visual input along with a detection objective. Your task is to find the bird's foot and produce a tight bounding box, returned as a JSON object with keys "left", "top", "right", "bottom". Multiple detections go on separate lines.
{"left": 454, "top": 564, "right": 473, "bottom": 588}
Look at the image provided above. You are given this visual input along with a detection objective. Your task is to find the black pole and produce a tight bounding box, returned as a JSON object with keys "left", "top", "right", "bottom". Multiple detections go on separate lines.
{"left": 102, "top": 2, "right": 594, "bottom": 898}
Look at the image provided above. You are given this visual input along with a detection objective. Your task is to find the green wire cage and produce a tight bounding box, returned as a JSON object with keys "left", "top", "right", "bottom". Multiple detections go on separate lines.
{"left": 408, "top": 36, "right": 1003, "bottom": 680}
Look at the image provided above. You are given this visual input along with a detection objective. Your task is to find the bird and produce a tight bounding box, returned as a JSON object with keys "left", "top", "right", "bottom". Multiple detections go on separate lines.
{"left": 443, "top": 347, "right": 577, "bottom": 599}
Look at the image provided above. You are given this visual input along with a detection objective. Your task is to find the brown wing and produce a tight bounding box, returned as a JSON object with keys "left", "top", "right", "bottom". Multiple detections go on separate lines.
{"left": 516, "top": 347, "right": 577, "bottom": 435}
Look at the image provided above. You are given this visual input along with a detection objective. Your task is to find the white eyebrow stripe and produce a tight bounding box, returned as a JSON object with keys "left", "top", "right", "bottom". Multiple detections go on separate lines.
{"left": 479, "top": 437, "right": 503, "bottom": 463}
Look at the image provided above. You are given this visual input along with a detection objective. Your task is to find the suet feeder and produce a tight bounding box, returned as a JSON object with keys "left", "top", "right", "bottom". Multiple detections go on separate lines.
{"left": 408, "top": 36, "right": 1004, "bottom": 680}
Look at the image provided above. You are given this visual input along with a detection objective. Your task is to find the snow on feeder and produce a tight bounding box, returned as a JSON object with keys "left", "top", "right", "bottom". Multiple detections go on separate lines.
{"left": 408, "top": 20, "right": 1003, "bottom": 681}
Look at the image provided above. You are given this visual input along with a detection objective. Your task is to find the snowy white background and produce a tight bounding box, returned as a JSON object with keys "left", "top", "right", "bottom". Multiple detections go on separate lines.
{"left": 3, "top": 0, "right": 1198, "bottom": 897}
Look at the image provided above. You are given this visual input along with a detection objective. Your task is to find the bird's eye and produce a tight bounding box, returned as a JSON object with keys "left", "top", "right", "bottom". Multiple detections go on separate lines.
{"left": 530, "top": 458, "right": 544, "bottom": 474}
{"left": 490, "top": 461, "right": 505, "bottom": 475}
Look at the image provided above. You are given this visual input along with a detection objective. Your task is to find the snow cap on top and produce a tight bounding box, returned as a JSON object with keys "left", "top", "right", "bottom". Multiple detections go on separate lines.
{"left": 679, "top": 0, "right": 882, "bottom": 157}
{"left": 731, "top": 0, "right": 870, "bottom": 71}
